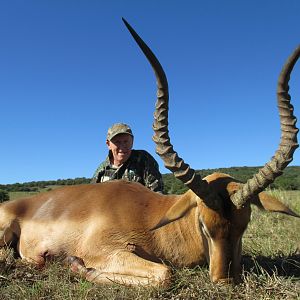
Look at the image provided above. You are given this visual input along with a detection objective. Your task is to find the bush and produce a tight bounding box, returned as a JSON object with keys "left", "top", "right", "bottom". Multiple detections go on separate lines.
{"left": 0, "top": 190, "right": 9, "bottom": 203}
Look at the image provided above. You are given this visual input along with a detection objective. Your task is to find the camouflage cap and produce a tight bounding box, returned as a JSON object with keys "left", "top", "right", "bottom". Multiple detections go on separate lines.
{"left": 106, "top": 123, "right": 133, "bottom": 141}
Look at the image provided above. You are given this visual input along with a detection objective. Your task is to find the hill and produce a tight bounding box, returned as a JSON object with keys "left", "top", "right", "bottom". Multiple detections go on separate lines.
{"left": 163, "top": 166, "right": 300, "bottom": 194}
{"left": 1, "top": 166, "right": 299, "bottom": 195}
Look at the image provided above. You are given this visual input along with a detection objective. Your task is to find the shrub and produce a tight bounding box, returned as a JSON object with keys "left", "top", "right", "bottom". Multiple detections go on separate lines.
{"left": 0, "top": 189, "right": 9, "bottom": 202}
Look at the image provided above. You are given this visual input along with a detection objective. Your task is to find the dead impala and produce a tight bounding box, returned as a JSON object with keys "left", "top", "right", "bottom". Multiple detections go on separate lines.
{"left": 0, "top": 19, "right": 299, "bottom": 286}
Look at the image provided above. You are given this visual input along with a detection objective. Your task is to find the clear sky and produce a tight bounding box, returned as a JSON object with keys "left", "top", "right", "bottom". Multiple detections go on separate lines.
{"left": 1, "top": 1, "right": 300, "bottom": 184}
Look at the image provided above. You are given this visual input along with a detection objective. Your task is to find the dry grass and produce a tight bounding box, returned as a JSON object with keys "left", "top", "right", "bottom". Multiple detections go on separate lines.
{"left": 1, "top": 190, "right": 299, "bottom": 299}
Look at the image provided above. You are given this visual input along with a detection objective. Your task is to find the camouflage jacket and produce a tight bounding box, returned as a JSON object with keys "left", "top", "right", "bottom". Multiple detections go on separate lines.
{"left": 91, "top": 150, "right": 164, "bottom": 192}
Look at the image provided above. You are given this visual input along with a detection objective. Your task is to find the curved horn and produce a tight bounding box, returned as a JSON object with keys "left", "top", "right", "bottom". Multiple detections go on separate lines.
{"left": 231, "top": 46, "right": 300, "bottom": 208}
{"left": 122, "top": 18, "right": 214, "bottom": 201}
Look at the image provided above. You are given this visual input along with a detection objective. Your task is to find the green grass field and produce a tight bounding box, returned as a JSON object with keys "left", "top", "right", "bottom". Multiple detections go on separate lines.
{"left": 8, "top": 185, "right": 64, "bottom": 200}
{"left": 1, "top": 189, "right": 299, "bottom": 299}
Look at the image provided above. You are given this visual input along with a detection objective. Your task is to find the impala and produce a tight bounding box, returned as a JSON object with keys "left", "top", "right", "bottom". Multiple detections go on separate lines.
{"left": 0, "top": 19, "right": 299, "bottom": 286}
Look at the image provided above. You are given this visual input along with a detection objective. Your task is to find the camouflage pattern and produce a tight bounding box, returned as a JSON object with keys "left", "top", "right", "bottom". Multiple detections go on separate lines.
{"left": 106, "top": 123, "right": 133, "bottom": 141}
{"left": 91, "top": 150, "right": 164, "bottom": 193}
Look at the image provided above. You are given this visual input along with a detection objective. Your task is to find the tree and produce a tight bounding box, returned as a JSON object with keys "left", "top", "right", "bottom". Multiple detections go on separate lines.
{"left": 0, "top": 189, "right": 9, "bottom": 203}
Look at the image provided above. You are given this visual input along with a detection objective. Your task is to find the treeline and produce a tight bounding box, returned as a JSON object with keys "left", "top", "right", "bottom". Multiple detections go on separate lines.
{"left": 0, "top": 177, "right": 90, "bottom": 193}
{"left": 1, "top": 166, "right": 299, "bottom": 195}
{"left": 163, "top": 166, "right": 300, "bottom": 194}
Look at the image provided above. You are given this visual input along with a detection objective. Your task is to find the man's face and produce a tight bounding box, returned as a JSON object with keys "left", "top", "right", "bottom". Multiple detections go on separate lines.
{"left": 106, "top": 133, "right": 133, "bottom": 165}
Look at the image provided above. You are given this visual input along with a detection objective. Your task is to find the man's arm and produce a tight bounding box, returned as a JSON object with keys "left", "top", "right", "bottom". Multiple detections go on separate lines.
{"left": 142, "top": 151, "right": 164, "bottom": 193}
{"left": 90, "top": 168, "right": 100, "bottom": 183}
{"left": 90, "top": 162, "right": 106, "bottom": 184}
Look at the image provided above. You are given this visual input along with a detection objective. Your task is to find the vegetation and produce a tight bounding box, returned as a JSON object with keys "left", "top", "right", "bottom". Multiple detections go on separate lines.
{"left": 0, "top": 177, "right": 90, "bottom": 193}
{"left": 0, "top": 190, "right": 299, "bottom": 299}
{"left": 163, "top": 166, "right": 300, "bottom": 194}
{"left": 1, "top": 167, "right": 300, "bottom": 196}
{"left": 0, "top": 189, "right": 9, "bottom": 203}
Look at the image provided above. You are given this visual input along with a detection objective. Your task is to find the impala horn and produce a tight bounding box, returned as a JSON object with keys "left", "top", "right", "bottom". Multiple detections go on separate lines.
{"left": 122, "top": 18, "right": 221, "bottom": 209}
{"left": 123, "top": 18, "right": 299, "bottom": 209}
{"left": 231, "top": 46, "right": 300, "bottom": 208}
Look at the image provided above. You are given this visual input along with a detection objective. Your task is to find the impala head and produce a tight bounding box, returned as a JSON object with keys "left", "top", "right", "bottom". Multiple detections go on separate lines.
{"left": 123, "top": 19, "right": 300, "bottom": 283}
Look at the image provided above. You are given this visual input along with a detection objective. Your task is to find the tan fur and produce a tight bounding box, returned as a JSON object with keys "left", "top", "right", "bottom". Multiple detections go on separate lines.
{"left": 0, "top": 173, "right": 298, "bottom": 286}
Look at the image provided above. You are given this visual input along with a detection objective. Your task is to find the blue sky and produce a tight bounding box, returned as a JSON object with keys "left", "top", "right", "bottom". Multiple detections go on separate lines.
{"left": 1, "top": 1, "right": 300, "bottom": 184}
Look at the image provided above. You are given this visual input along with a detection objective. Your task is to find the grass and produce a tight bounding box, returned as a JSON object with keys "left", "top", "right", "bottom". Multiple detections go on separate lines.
{"left": 8, "top": 186, "right": 64, "bottom": 200}
{"left": 1, "top": 190, "right": 300, "bottom": 299}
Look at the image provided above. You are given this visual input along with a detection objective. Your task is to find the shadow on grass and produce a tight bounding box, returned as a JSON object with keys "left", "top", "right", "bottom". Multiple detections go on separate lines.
{"left": 242, "top": 253, "right": 300, "bottom": 278}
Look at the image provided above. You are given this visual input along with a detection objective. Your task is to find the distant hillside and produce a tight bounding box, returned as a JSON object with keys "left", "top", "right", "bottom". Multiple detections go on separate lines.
{"left": 163, "top": 166, "right": 300, "bottom": 194}
{"left": 0, "top": 177, "right": 90, "bottom": 193}
{"left": 1, "top": 166, "right": 299, "bottom": 195}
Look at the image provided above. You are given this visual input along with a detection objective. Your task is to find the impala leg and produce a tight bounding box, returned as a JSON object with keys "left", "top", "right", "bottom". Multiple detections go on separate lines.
{"left": 0, "top": 227, "right": 13, "bottom": 247}
{"left": 66, "top": 252, "right": 171, "bottom": 287}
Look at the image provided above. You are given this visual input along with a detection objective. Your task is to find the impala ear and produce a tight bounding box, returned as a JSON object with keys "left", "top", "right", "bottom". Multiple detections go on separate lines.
{"left": 150, "top": 195, "right": 198, "bottom": 231}
{"left": 251, "top": 192, "right": 300, "bottom": 218}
